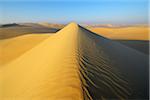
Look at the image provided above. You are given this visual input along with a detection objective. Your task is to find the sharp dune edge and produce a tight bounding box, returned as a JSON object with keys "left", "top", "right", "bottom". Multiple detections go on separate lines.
{"left": 0, "top": 23, "right": 149, "bottom": 100}
{"left": 1, "top": 23, "right": 84, "bottom": 100}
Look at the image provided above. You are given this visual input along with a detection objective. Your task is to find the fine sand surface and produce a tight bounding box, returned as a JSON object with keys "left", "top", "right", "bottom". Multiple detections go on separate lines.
{"left": 0, "top": 34, "right": 50, "bottom": 65}
{"left": 0, "top": 23, "right": 149, "bottom": 99}
{"left": 0, "top": 23, "right": 83, "bottom": 100}
{"left": 89, "top": 27, "right": 149, "bottom": 40}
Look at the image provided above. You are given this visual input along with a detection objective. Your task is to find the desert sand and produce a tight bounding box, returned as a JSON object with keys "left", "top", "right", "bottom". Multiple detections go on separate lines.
{"left": 0, "top": 23, "right": 58, "bottom": 39}
{"left": 38, "top": 22, "right": 65, "bottom": 29}
{"left": 0, "top": 23, "right": 84, "bottom": 100}
{"left": 0, "top": 23, "right": 149, "bottom": 100}
{"left": 89, "top": 27, "right": 149, "bottom": 40}
{"left": 0, "top": 34, "right": 50, "bottom": 65}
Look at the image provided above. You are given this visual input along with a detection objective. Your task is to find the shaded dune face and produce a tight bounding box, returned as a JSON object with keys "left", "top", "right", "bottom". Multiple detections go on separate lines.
{"left": 77, "top": 25, "right": 149, "bottom": 99}
{"left": 77, "top": 26, "right": 131, "bottom": 99}
{"left": 0, "top": 23, "right": 149, "bottom": 100}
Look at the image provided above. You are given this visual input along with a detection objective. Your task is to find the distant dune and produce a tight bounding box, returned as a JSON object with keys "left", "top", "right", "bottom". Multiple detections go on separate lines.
{"left": 0, "top": 23, "right": 149, "bottom": 99}
{"left": 0, "top": 23, "right": 21, "bottom": 28}
{"left": 38, "top": 22, "right": 65, "bottom": 29}
{"left": 0, "top": 23, "right": 59, "bottom": 39}
{"left": 89, "top": 27, "right": 149, "bottom": 40}
{"left": 1, "top": 23, "right": 149, "bottom": 41}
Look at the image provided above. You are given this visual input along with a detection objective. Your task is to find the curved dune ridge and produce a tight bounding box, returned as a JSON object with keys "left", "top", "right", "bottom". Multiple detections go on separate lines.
{"left": 0, "top": 23, "right": 149, "bottom": 100}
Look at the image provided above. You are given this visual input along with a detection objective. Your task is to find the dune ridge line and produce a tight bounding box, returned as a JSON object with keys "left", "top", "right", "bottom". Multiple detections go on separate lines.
{"left": 1, "top": 22, "right": 85, "bottom": 100}
{"left": 1, "top": 22, "right": 148, "bottom": 100}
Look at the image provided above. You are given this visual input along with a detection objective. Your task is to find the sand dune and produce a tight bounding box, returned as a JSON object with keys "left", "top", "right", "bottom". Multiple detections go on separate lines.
{"left": 78, "top": 26, "right": 148, "bottom": 99}
{"left": 38, "top": 22, "right": 65, "bottom": 29}
{"left": 89, "top": 27, "right": 149, "bottom": 40}
{"left": 0, "top": 23, "right": 83, "bottom": 100}
{"left": 89, "top": 27, "right": 149, "bottom": 55}
{"left": 0, "top": 34, "right": 50, "bottom": 65}
{"left": 0, "top": 23, "right": 149, "bottom": 99}
{"left": 0, "top": 23, "right": 58, "bottom": 39}
{"left": 115, "top": 40, "right": 149, "bottom": 55}
{"left": 0, "top": 23, "right": 21, "bottom": 28}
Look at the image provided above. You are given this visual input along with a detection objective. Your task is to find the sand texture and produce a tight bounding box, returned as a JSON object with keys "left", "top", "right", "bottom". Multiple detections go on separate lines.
{"left": 0, "top": 23, "right": 149, "bottom": 100}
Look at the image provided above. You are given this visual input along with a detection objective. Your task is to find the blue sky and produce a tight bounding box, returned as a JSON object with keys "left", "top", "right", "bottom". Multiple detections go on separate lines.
{"left": 0, "top": 0, "right": 148, "bottom": 24}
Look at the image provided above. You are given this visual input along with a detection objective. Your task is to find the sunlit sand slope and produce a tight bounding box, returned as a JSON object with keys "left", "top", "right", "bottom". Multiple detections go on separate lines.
{"left": 1, "top": 23, "right": 83, "bottom": 100}
{"left": 0, "top": 34, "right": 50, "bottom": 65}
{"left": 0, "top": 23, "right": 149, "bottom": 100}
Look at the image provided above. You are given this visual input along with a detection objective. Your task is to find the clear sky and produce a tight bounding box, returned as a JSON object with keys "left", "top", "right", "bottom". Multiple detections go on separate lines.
{"left": 0, "top": 0, "right": 149, "bottom": 24}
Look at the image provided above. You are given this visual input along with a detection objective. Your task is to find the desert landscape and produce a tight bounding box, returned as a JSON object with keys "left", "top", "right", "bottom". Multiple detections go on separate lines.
{"left": 0, "top": 22, "right": 149, "bottom": 100}
{"left": 0, "top": 0, "right": 149, "bottom": 100}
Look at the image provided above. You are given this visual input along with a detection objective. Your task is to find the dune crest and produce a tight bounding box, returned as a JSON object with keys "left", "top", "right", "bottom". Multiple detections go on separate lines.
{"left": 0, "top": 22, "right": 149, "bottom": 100}
{"left": 1, "top": 22, "right": 83, "bottom": 100}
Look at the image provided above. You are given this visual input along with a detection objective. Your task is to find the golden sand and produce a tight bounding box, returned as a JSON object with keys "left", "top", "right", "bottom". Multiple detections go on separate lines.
{"left": 89, "top": 27, "right": 149, "bottom": 40}
{"left": 0, "top": 23, "right": 83, "bottom": 100}
{"left": 0, "top": 34, "right": 50, "bottom": 65}
{"left": 0, "top": 23, "right": 148, "bottom": 100}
